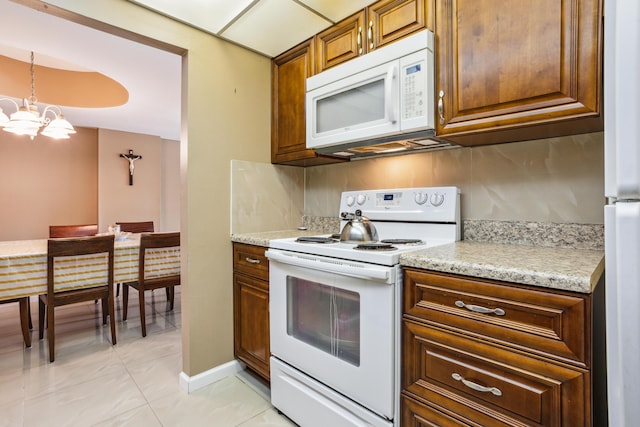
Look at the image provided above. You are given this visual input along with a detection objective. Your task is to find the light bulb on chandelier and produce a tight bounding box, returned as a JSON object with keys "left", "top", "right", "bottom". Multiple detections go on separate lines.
{"left": 0, "top": 51, "right": 76, "bottom": 140}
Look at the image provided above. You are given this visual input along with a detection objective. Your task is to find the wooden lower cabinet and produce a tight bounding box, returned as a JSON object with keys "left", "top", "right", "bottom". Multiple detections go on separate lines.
{"left": 401, "top": 268, "right": 604, "bottom": 426}
{"left": 233, "top": 243, "right": 270, "bottom": 381}
{"left": 402, "top": 319, "right": 588, "bottom": 426}
{"left": 402, "top": 393, "right": 472, "bottom": 427}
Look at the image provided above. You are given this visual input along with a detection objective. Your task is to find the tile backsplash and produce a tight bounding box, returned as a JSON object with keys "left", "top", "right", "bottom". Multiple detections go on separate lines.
{"left": 305, "top": 132, "right": 604, "bottom": 224}
{"left": 230, "top": 160, "right": 304, "bottom": 234}
{"left": 232, "top": 132, "right": 604, "bottom": 235}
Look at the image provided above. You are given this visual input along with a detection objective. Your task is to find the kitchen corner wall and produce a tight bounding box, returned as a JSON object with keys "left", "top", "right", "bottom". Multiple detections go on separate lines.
{"left": 230, "top": 160, "right": 305, "bottom": 234}
{"left": 306, "top": 132, "right": 605, "bottom": 224}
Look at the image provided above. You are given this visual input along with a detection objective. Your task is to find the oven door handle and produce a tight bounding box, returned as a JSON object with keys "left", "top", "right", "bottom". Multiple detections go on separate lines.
{"left": 266, "top": 249, "right": 393, "bottom": 283}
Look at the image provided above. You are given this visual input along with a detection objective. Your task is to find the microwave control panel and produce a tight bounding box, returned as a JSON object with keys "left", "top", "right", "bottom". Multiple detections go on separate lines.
{"left": 399, "top": 49, "right": 434, "bottom": 130}
{"left": 402, "top": 62, "right": 426, "bottom": 120}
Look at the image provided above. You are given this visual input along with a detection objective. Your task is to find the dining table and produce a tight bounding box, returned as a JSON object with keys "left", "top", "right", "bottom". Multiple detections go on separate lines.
{"left": 0, "top": 233, "right": 181, "bottom": 346}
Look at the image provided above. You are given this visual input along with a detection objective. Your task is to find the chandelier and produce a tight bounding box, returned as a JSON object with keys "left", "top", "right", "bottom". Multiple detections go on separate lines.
{"left": 0, "top": 51, "right": 76, "bottom": 140}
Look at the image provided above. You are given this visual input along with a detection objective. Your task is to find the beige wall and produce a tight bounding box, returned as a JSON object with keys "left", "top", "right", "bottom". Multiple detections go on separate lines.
{"left": 98, "top": 129, "right": 162, "bottom": 232}
{"left": 38, "top": 0, "right": 272, "bottom": 376}
{"left": 161, "top": 139, "right": 181, "bottom": 232}
{"left": 306, "top": 132, "right": 605, "bottom": 224}
{"left": 0, "top": 126, "right": 179, "bottom": 241}
{"left": 0, "top": 127, "right": 98, "bottom": 240}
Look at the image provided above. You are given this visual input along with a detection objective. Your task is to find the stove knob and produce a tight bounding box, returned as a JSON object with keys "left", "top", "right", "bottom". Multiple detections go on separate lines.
{"left": 430, "top": 193, "right": 445, "bottom": 207}
{"left": 346, "top": 195, "right": 355, "bottom": 207}
{"left": 356, "top": 194, "right": 367, "bottom": 205}
{"left": 414, "top": 192, "right": 428, "bottom": 205}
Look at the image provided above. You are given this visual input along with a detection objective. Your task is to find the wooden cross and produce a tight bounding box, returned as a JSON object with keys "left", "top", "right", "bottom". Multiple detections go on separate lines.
{"left": 120, "top": 149, "right": 142, "bottom": 185}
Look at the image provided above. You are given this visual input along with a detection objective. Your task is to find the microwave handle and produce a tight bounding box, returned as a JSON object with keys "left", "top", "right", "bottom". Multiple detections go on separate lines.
{"left": 385, "top": 64, "right": 397, "bottom": 124}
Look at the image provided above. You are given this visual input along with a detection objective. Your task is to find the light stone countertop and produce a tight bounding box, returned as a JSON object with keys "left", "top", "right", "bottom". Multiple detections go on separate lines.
{"left": 231, "top": 229, "right": 325, "bottom": 248}
{"left": 230, "top": 230, "right": 604, "bottom": 294}
{"left": 400, "top": 241, "right": 604, "bottom": 294}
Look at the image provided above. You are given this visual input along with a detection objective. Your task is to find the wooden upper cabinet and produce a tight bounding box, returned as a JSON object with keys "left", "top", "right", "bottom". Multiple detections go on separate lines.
{"left": 315, "top": 11, "right": 366, "bottom": 73}
{"left": 271, "top": 39, "right": 314, "bottom": 164}
{"left": 368, "top": 0, "right": 428, "bottom": 51}
{"left": 435, "top": 0, "right": 603, "bottom": 145}
{"left": 271, "top": 39, "right": 347, "bottom": 166}
{"left": 315, "top": 0, "right": 429, "bottom": 73}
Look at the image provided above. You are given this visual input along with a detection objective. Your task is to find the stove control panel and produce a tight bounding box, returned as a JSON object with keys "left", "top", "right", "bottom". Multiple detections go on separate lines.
{"left": 377, "top": 192, "right": 402, "bottom": 207}
{"left": 339, "top": 186, "right": 460, "bottom": 223}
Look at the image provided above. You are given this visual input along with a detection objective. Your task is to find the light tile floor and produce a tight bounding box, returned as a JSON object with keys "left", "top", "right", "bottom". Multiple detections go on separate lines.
{"left": 0, "top": 289, "right": 296, "bottom": 427}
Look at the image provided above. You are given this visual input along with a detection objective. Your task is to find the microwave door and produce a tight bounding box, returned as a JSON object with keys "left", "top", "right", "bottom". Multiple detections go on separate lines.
{"left": 306, "top": 61, "right": 400, "bottom": 150}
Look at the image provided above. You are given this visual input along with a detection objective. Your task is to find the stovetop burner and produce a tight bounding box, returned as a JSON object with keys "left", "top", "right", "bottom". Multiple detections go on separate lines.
{"left": 295, "top": 236, "right": 337, "bottom": 244}
{"left": 380, "top": 239, "right": 424, "bottom": 245}
{"left": 354, "top": 243, "right": 397, "bottom": 251}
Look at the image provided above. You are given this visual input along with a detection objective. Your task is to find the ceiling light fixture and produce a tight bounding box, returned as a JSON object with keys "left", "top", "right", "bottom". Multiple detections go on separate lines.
{"left": 0, "top": 51, "right": 76, "bottom": 140}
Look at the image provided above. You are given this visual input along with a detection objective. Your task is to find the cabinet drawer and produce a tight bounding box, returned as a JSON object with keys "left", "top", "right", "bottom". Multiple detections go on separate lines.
{"left": 402, "top": 319, "right": 589, "bottom": 427}
{"left": 233, "top": 243, "right": 269, "bottom": 281}
{"left": 402, "top": 393, "right": 471, "bottom": 426}
{"left": 403, "top": 269, "right": 588, "bottom": 367}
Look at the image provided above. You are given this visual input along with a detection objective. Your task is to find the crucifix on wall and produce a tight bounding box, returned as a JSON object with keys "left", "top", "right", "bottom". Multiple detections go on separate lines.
{"left": 120, "top": 149, "right": 142, "bottom": 185}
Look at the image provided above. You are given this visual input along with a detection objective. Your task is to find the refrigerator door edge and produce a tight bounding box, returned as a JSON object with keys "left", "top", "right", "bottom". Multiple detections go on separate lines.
{"left": 605, "top": 203, "right": 640, "bottom": 426}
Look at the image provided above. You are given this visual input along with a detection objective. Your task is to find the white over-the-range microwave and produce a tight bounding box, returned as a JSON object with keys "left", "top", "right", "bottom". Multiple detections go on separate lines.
{"left": 306, "top": 30, "right": 455, "bottom": 159}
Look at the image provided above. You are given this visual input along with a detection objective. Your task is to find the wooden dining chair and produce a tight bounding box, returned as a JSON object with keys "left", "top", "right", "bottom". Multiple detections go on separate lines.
{"left": 116, "top": 221, "right": 154, "bottom": 233}
{"left": 0, "top": 298, "right": 32, "bottom": 347}
{"left": 49, "top": 224, "right": 98, "bottom": 238}
{"left": 50, "top": 224, "right": 101, "bottom": 303}
{"left": 123, "top": 232, "right": 180, "bottom": 337}
{"left": 39, "top": 235, "right": 116, "bottom": 362}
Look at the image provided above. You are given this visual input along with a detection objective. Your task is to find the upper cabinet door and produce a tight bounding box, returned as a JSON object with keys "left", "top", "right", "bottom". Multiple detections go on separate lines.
{"left": 368, "top": 0, "right": 428, "bottom": 51}
{"left": 435, "top": 0, "right": 603, "bottom": 142}
{"left": 315, "top": 0, "right": 429, "bottom": 74}
{"left": 315, "top": 11, "right": 366, "bottom": 73}
{"left": 271, "top": 39, "right": 316, "bottom": 163}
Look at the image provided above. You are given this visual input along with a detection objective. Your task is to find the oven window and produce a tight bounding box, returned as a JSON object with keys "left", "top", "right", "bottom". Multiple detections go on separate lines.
{"left": 286, "top": 276, "right": 360, "bottom": 366}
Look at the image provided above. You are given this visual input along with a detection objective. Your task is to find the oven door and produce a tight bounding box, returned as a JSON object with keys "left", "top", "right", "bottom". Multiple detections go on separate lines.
{"left": 266, "top": 248, "right": 397, "bottom": 420}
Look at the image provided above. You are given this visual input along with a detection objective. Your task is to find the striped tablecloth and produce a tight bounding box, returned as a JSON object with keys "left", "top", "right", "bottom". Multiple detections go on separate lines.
{"left": 0, "top": 234, "right": 180, "bottom": 301}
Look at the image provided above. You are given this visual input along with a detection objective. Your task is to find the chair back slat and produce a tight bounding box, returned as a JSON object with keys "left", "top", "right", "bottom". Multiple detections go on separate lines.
{"left": 49, "top": 224, "right": 98, "bottom": 238}
{"left": 116, "top": 221, "right": 154, "bottom": 233}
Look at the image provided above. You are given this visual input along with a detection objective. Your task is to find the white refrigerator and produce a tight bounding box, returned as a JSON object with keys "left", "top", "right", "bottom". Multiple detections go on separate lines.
{"left": 605, "top": 0, "right": 640, "bottom": 425}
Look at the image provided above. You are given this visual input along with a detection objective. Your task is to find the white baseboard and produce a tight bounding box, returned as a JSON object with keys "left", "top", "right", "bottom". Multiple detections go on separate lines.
{"left": 179, "top": 359, "right": 246, "bottom": 393}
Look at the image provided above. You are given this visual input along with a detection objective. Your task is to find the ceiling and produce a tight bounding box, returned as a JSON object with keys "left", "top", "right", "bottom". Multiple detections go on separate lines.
{"left": 0, "top": 0, "right": 372, "bottom": 142}
{"left": 127, "top": 0, "right": 374, "bottom": 57}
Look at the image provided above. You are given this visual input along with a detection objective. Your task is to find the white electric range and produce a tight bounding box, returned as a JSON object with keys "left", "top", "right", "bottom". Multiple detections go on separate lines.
{"left": 266, "top": 186, "right": 460, "bottom": 427}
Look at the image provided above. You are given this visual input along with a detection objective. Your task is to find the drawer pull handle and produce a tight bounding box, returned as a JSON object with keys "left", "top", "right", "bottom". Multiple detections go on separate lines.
{"left": 455, "top": 300, "right": 505, "bottom": 316}
{"left": 245, "top": 257, "right": 261, "bottom": 264}
{"left": 357, "top": 27, "right": 363, "bottom": 55}
{"left": 452, "top": 373, "right": 502, "bottom": 396}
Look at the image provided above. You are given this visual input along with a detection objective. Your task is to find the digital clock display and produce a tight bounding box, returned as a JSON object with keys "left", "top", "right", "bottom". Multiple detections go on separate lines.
{"left": 406, "top": 64, "right": 421, "bottom": 75}
{"left": 383, "top": 194, "right": 394, "bottom": 201}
